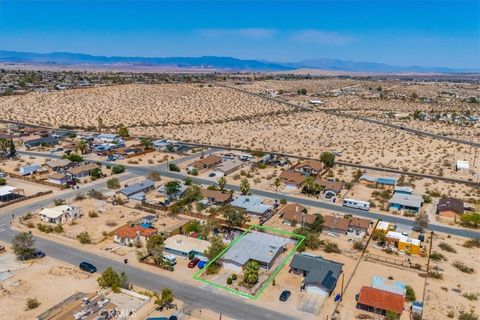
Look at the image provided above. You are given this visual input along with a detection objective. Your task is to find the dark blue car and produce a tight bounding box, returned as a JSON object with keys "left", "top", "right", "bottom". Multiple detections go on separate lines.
{"left": 79, "top": 261, "right": 97, "bottom": 273}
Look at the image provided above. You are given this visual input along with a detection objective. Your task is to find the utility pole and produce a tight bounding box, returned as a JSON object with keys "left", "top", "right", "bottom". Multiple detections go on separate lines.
{"left": 340, "top": 272, "right": 344, "bottom": 301}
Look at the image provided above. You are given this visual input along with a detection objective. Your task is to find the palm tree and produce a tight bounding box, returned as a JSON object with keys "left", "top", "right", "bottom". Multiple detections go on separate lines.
{"left": 97, "top": 117, "right": 103, "bottom": 133}
{"left": 218, "top": 176, "right": 226, "bottom": 192}
{"left": 303, "top": 176, "right": 315, "bottom": 195}
{"left": 273, "top": 177, "right": 281, "bottom": 199}
{"left": 240, "top": 178, "right": 250, "bottom": 195}
{"left": 243, "top": 260, "right": 259, "bottom": 285}
{"left": 76, "top": 140, "right": 87, "bottom": 155}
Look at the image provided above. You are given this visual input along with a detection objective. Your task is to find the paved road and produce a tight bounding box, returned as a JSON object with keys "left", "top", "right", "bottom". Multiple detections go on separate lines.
{"left": 16, "top": 151, "right": 480, "bottom": 239}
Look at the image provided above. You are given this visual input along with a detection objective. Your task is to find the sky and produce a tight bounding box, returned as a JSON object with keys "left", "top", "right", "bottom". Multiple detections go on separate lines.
{"left": 0, "top": 0, "right": 479, "bottom": 69}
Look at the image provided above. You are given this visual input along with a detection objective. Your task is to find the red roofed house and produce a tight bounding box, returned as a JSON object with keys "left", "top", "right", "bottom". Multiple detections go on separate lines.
{"left": 356, "top": 286, "right": 404, "bottom": 316}
{"left": 114, "top": 225, "right": 157, "bottom": 246}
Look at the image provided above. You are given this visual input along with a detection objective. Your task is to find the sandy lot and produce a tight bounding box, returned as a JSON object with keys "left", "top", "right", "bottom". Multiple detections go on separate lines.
{"left": 0, "top": 245, "right": 98, "bottom": 320}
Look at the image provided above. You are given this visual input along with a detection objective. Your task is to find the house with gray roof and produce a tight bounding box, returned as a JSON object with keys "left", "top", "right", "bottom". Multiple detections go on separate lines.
{"left": 221, "top": 231, "right": 291, "bottom": 271}
{"left": 230, "top": 195, "right": 273, "bottom": 217}
{"left": 390, "top": 192, "right": 423, "bottom": 213}
{"left": 289, "top": 254, "right": 343, "bottom": 296}
{"left": 117, "top": 179, "right": 155, "bottom": 202}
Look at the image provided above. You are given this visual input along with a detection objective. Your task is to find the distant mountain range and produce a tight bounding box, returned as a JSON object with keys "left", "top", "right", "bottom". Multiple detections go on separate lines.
{"left": 0, "top": 50, "right": 477, "bottom": 73}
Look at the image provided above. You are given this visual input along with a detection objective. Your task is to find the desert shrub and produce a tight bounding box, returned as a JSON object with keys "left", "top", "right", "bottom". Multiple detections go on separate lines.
{"left": 324, "top": 241, "right": 341, "bottom": 253}
{"left": 405, "top": 285, "right": 416, "bottom": 302}
{"left": 458, "top": 310, "right": 478, "bottom": 320}
{"left": 428, "top": 271, "right": 443, "bottom": 279}
{"left": 430, "top": 252, "right": 447, "bottom": 261}
{"left": 37, "top": 223, "right": 54, "bottom": 233}
{"left": 111, "top": 165, "right": 126, "bottom": 174}
{"left": 352, "top": 241, "right": 365, "bottom": 251}
{"left": 87, "top": 189, "right": 105, "bottom": 200}
{"left": 231, "top": 274, "right": 237, "bottom": 281}
{"left": 439, "top": 242, "right": 456, "bottom": 253}
{"left": 169, "top": 164, "right": 180, "bottom": 172}
{"left": 105, "top": 220, "right": 117, "bottom": 227}
{"left": 463, "top": 238, "right": 480, "bottom": 248}
{"left": 462, "top": 293, "right": 478, "bottom": 301}
{"left": 88, "top": 211, "right": 99, "bottom": 218}
{"left": 54, "top": 199, "right": 66, "bottom": 206}
{"left": 75, "top": 193, "right": 86, "bottom": 201}
{"left": 77, "top": 231, "right": 92, "bottom": 244}
{"left": 26, "top": 297, "right": 40, "bottom": 310}
{"left": 226, "top": 277, "right": 232, "bottom": 285}
{"left": 106, "top": 178, "right": 120, "bottom": 189}
{"left": 452, "top": 261, "right": 474, "bottom": 274}
{"left": 53, "top": 224, "right": 63, "bottom": 233}
{"left": 279, "top": 198, "right": 287, "bottom": 205}
{"left": 0, "top": 178, "right": 6, "bottom": 185}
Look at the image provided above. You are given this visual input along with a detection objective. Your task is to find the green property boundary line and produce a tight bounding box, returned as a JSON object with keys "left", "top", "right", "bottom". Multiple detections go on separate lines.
{"left": 193, "top": 224, "right": 305, "bottom": 300}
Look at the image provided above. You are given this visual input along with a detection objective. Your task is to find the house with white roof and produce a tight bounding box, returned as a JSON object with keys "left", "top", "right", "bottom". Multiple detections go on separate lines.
{"left": 38, "top": 205, "right": 80, "bottom": 224}
{"left": 230, "top": 195, "right": 273, "bottom": 217}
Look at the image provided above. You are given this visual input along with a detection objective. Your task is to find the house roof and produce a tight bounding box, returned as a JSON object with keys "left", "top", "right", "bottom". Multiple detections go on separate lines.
{"left": 437, "top": 197, "right": 464, "bottom": 215}
{"left": 279, "top": 203, "right": 316, "bottom": 225}
{"left": 357, "top": 286, "right": 405, "bottom": 315}
{"left": 120, "top": 179, "right": 155, "bottom": 197}
{"left": 0, "top": 186, "right": 18, "bottom": 197}
{"left": 191, "top": 155, "right": 222, "bottom": 168}
{"left": 67, "top": 163, "right": 99, "bottom": 175}
{"left": 39, "top": 205, "right": 75, "bottom": 219}
{"left": 349, "top": 217, "right": 371, "bottom": 230}
{"left": 371, "top": 276, "right": 406, "bottom": 296}
{"left": 390, "top": 193, "right": 423, "bottom": 209}
{"left": 295, "top": 160, "right": 323, "bottom": 171}
{"left": 48, "top": 172, "right": 66, "bottom": 180}
{"left": 201, "top": 189, "right": 231, "bottom": 203}
{"left": 230, "top": 195, "right": 272, "bottom": 214}
{"left": 394, "top": 186, "right": 413, "bottom": 194}
{"left": 376, "top": 177, "right": 398, "bottom": 185}
{"left": 163, "top": 234, "right": 210, "bottom": 254}
{"left": 290, "top": 254, "right": 343, "bottom": 293}
{"left": 214, "top": 159, "right": 243, "bottom": 173}
{"left": 115, "top": 225, "right": 157, "bottom": 239}
{"left": 222, "top": 231, "right": 290, "bottom": 266}
{"left": 46, "top": 159, "right": 72, "bottom": 168}
{"left": 315, "top": 179, "right": 343, "bottom": 193}
{"left": 279, "top": 170, "right": 305, "bottom": 186}
{"left": 323, "top": 215, "right": 350, "bottom": 232}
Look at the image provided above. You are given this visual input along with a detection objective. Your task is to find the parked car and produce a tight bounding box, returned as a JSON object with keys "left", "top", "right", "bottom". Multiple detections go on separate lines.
{"left": 49, "top": 147, "right": 64, "bottom": 153}
{"left": 188, "top": 257, "right": 200, "bottom": 268}
{"left": 208, "top": 173, "right": 216, "bottom": 178}
{"left": 197, "top": 260, "right": 207, "bottom": 269}
{"left": 279, "top": 290, "right": 291, "bottom": 301}
{"left": 79, "top": 261, "right": 97, "bottom": 273}
{"left": 325, "top": 191, "right": 335, "bottom": 199}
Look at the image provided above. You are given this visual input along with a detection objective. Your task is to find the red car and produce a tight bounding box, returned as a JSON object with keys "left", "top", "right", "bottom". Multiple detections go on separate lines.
{"left": 188, "top": 258, "right": 200, "bottom": 268}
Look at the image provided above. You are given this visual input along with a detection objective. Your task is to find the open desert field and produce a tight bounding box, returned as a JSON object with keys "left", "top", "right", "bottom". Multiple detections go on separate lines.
{"left": 1, "top": 81, "right": 478, "bottom": 179}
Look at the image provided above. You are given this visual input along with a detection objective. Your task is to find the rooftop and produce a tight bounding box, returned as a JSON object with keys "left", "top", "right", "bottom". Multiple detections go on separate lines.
{"left": 357, "top": 286, "right": 404, "bottom": 315}
{"left": 437, "top": 197, "right": 464, "bottom": 215}
{"left": 222, "top": 231, "right": 291, "bottom": 266}
{"left": 120, "top": 179, "right": 155, "bottom": 197}
{"left": 290, "top": 254, "right": 343, "bottom": 293}
{"left": 390, "top": 193, "right": 423, "bottom": 208}
{"left": 164, "top": 234, "right": 210, "bottom": 254}
{"left": 323, "top": 215, "right": 350, "bottom": 232}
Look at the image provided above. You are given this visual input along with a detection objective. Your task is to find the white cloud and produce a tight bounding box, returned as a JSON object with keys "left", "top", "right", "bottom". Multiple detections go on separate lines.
{"left": 291, "top": 29, "right": 353, "bottom": 45}
{"left": 198, "top": 28, "right": 276, "bottom": 39}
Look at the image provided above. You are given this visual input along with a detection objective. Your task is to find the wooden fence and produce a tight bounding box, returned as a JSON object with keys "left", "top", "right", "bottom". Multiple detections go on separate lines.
{"left": 0, "top": 190, "right": 53, "bottom": 209}
{"left": 8, "top": 172, "right": 65, "bottom": 189}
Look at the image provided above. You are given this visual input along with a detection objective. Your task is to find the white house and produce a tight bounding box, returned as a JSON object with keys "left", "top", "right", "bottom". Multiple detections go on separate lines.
{"left": 38, "top": 205, "right": 80, "bottom": 224}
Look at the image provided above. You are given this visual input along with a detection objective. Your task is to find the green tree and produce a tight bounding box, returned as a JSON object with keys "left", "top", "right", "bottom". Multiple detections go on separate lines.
{"left": 414, "top": 211, "right": 429, "bottom": 232}
{"left": 154, "top": 288, "right": 174, "bottom": 309}
{"left": 165, "top": 181, "right": 180, "bottom": 196}
{"left": 273, "top": 177, "right": 281, "bottom": 199}
{"left": 118, "top": 126, "right": 129, "bottom": 137}
{"left": 240, "top": 178, "right": 250, "bottom": 195}
{"left": 302, "top": 176, "right": 316, "bottom": 195}
{"left": 385, "top": 311, "right": 400, "bottom": 320}
{"left": 243, "top": 260, "right": 260, "bottom": 285}
{"left": 12, "top": 232, "right": 36, "bottom": 260}
{"left": 204, "top": 235, "right": 226, "bottom": 274}
{"left": 140, "top": 138, "right": 153, "bottom": 150}
{"left": 77, "top": 231, "right": 92, "bottom": 244}
{"left": 405, "top": 285, "right": 416, "bottom": 302}
{"left": 460, "top": 212, "right": 480, "bottom": 228}
{"left": 0, "top": 178, "right": 6, "bottom": 185}
{"left": 76, "top": 139, "right": 87, "bottom": 154}
{"left": 146, "top": 234, "right": 165, "bottom": 265}
{"left": 63, "top": 153, "right": 83, "bottom": 162}
{"left": 320, "top": 151, "right": 336, "bottom": 168}
{"left": 307, "top": 214, "right": 324, "bottom": 233}
{"left": 111, "top": 165, "right": 125, "bottom": 174}
{"left": 90, "top": 168, "right": 102, "bottom": 180}
{"left": 97, "top": 267, "right": 122, "bottom": 292}
{"left": 222, "top": 205, "right": 247, "bottom": 229}
{"left": 9, "top": 139, "right": 16, "bottom": 157}
{"left": 106, "top": 178, "right": 120, "bottom": 189}
{"left": 169, "top": 163, "right": 180, "bottom": 172}
{"left": 218, "top": 176, "right": 227, "bottom": 192}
